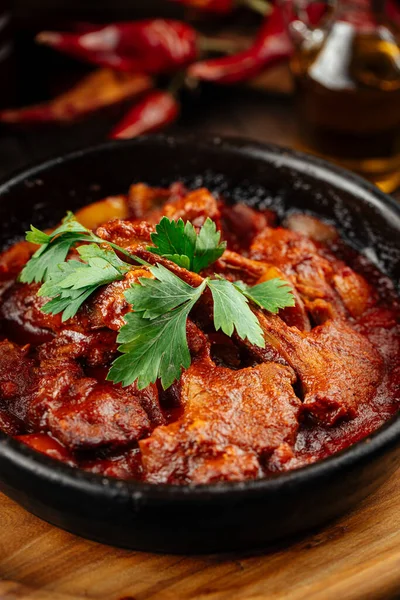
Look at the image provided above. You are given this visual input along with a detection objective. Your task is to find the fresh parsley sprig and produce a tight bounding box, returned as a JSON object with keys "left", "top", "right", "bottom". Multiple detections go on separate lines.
{"left": 20, "top": 211, "right": 295, "bottom": 390}
{"left": 108, "top": 265, "right": 208, "bottom": 389}
{"left": 20, "top": 211, "right": 147, "bottom": 285}
{"left": 38, "top": 244, "right": 133, "bottom": 321}
{"left": 147, "top": 216, "right": 226, "bottom": 273}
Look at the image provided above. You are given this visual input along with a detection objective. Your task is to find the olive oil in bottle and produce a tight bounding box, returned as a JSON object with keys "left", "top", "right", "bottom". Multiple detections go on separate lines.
{"left": 288, "top": 0, "right": 400, "bottom": 192}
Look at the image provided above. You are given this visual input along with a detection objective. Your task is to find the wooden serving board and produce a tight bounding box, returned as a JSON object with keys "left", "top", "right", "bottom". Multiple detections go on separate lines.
{"left": 0, "top": 468, "right": 399, "bottom": 600}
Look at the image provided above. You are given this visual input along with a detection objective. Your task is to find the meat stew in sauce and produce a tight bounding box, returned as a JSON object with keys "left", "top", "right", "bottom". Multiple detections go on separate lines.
{"left": 0, "top": 182, "right": 398, "bottom": 485}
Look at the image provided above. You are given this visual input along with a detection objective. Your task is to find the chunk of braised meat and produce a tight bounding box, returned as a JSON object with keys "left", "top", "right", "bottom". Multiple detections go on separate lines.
{"left": 128, "top": 183, "right": 171, "bottom": 219}
{"left": 208, "top": 249, "right": 278, "bottom": 285}
{"left": 220, "top": 203, "right": 276, "bottom": 251}
{"left": 16, "top": 433, "right": 75, "bottom": 465}
{"left": 81, "top": 448, "right": 143, "bottom": 480}
{"left": 102, "top": 187, "right": 220, "bottom": 247}
{"left": 250, "top": 227, "right": 344, "bottom": 322}
{"left": 27, "top": 357, "right": 83, "bottom": 429}
{"left": 332, "top": 265, "right": 375, "bottom": 319}
{"left": 0, "top": 251, "right": 202, "bottom": 346}
{"left": 0, "top": 282, "right": 62, "bottom": 342}
{"left": 28, "top": 356, "right": 161, "bottom": 450}
{"left": 186, "top": 318, "right": 210, "bottom": 356}
{"left": 250, "top": 227, "right": 375, "bottom": 322}
{"left": 0, "top": 409, "right": 25, "bottom": 436}
{"left": 238, "top": 332, "right": 289, "bottom": 368}
{"left": 95, "top": 219, "right": 154, "bottom": 250}
{"left": 179, "top": 446, "right": 260, "bottom": 485}
{"left": 85, "top": 268, "right": 153, "bottom": 330}
{"left": 37, "top": 329, "right": 118, "bottom": 367}
{"left": 208, "top": 332, "right": 241, "bottom": 369}
{"left": 147, "top": 188, "right": 221, "bottom": 228}
{"left": 0, "top": 240, "right": 37, "bottom": 281}
{"left": 0, "top": 281, "right": 97, "bottom": 343}
{"left": 127, "top": 182, "right": 187, "bottom": 219}
{"left": 126, "top": 381, "right": 165, "bottom": 427}
{"left": 140, "top": 359, "right": 301, "bottom": 484}
{"left": 284, "top": 214, "right": 338, "bottom": 243}
{"left": 257, "top": 312, "right": 383, "bottom": 424}
{"left": 0, "top": 340, "right": 36, "bottom": 421}
{"left": 47, "top": 381, "right": 152, "bottom": 451}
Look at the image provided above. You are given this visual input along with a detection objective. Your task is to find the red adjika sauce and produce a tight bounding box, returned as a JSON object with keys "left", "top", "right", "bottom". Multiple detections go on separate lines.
{"left": 0, "top": 184, "right": 398, "bottom": 485}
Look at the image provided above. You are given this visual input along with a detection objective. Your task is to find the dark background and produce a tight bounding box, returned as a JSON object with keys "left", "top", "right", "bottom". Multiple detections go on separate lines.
{"left": 2, "top": 1, "right": 399, "bottom": 202}
{"left": 13, "top": 0, "right": 183, "bottom": 21}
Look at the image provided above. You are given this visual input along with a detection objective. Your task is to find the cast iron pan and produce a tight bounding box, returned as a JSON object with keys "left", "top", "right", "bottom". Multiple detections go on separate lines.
{"left": 0, "top": 136, "right": 399, "bottom": 554}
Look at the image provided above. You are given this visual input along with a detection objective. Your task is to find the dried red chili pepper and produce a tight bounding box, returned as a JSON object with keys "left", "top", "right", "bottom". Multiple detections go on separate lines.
{"left": 0, "top": 69, "right": 152, "bottom": 125}
{"left": 187, "top": 6, "right": 291, "bottom": 84}
{"left": 172, "top": 0, "right": 234, "bottom": 12}
{"left": 110, "top": 90, "right": 179, "bottom": 139}
{"left": 36, "top": 19, "right": 199, "bottom": 75}
{"left": 170, "top": 0, "right": 270, "bottom": 15}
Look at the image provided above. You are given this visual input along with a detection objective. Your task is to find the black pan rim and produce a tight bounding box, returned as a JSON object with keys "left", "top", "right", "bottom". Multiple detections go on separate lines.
{"left": 0, "top": 133, "right": 399, "bottom": 502}
{"left": 2, "top": 134, "right": 400, "bottom": 220}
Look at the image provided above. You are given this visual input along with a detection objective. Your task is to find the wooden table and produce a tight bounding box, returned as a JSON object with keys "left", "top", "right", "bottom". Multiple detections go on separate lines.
{"left": 0, "top": 68, "right": 399, "bottom": 600}
{"left": 1, "top": 471, "right": 399, "bottom": 599}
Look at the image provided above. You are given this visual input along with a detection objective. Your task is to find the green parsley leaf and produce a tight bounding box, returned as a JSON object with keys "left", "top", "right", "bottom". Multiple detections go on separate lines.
{"left": 25, "top": 226, "right": 51, "bottom": 245}
{"left": 108, "top": 271, "right": 207, "bottom": 389}
{"left": 41, "top": 284, "right": 99, "bottom": 322}
{"left": 77, "top": 243, "right": 131, "bottom": 270}
{"left": 125, "top": 263, "right": 204, "bottom": 319}
{"left": 147, "top": 216, "right": 226, "bottom": 272}
{"left": 148, "top": 218, "right": 196, "bottom": 269}
{"left": 192, "top": 218, "right": 226, "bottom": 273}
{"left": 49, "top": 211, "right": 90, "bottom": 237}
{"left": 20, "top": 212, "right": 96, "bottom": 284}
{"left": 38, "top": 244, "right": 131, "bottom": 321}
{"left": 237, "top": 279, "right": 295, "bottom": 314}
{"left": 208, "top": 278, "right": 265, "bottom": 347}
{"left": 161, "top": 253, "right": 191, "bottom": 270}
{"left": 20, "top": 234, "right": 86, "bottom": 284}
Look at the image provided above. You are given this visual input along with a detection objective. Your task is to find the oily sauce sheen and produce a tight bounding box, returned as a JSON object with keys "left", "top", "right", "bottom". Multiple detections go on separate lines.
{"left": 0, "top": 183, "right": 398, "bottom": 484}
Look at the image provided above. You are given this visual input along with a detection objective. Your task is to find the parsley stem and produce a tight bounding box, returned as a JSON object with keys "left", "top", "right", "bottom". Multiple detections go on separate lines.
{"left": 90, "top": 234, "right": 151, "bottom": 268}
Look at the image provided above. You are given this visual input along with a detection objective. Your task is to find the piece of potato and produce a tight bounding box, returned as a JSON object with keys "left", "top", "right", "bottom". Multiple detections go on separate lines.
{"left": 75, "top": 195, "right": 129, "bottom": 230}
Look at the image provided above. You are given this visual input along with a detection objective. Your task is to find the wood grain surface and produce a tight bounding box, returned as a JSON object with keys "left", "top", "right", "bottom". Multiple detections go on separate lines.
{"left": 0, "top": 468, "right": 399, "bottom": 600}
